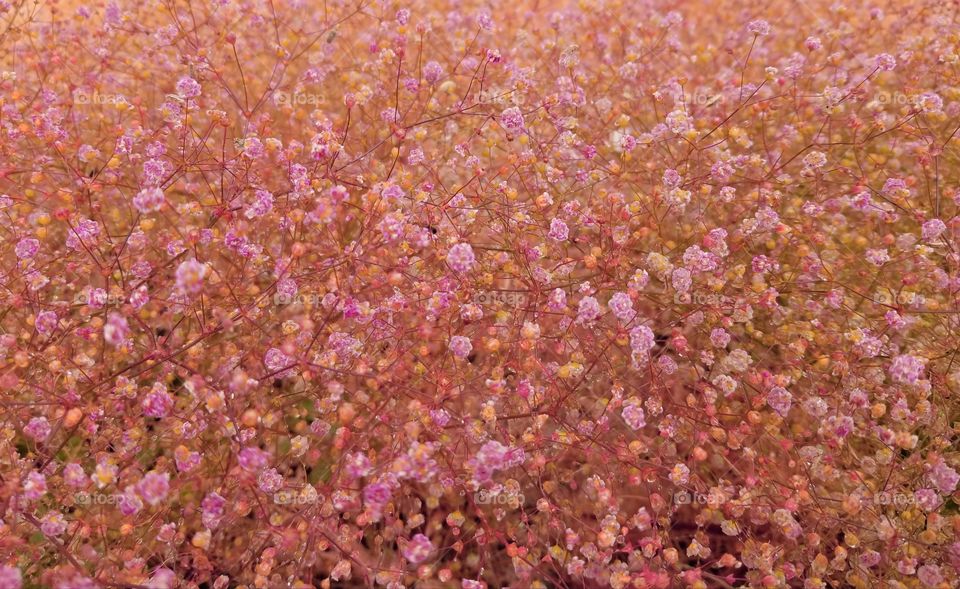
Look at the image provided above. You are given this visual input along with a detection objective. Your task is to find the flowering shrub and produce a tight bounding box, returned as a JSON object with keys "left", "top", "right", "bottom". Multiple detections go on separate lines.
{"left": 1, "top": 0, "right": 960, "bottom": 587}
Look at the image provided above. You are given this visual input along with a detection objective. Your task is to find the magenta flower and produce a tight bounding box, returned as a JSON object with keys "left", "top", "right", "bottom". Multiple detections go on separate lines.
{"left": 175, "top": 259, "right": 208, "bottom": 295}
{"left": 747, "top": 19, "right": 770, "bottom": 35}
{"left": 448, "top": 335, "right": 472, "bottom": 359}
{"left": 24, "top": 417, "right": 50, "bottom": 442}
{"left": 142, "top": 383, "right": 174, "bottom": 418}
{"left": 0, "top": 567, "right": 22, "bottom": 589}
{"left": 175, "top": 75, "right": 202, "bottom": 98}
{"left": 622, "top": 404, "right": 646, "bottom": 430}
{"left": 922, "top": 218, "right": 946, "bottom": 242}
{"left": 402, "top": 533, "right": 434, "bottom": 564}
{"left": 576, "top": 296, "right": 601, "bottom": 324}
{"left": 424, "top": 61, "right": 444, "bottom": 84}
{"left": 446, "top": 243, "right": 476, "bottom": 273}
{"left": 766, "top": 386, "right": 793, "bottom": 417}
{"left": 133, "top": 187, "right": 165, "bottom": 213}
{"left": 35, "top": 311, "right": 58, "bottom": 336}
{"left": 548, "top": 218, "right": 569, "bottom": 241}
{"left": 135, "top": 471, "right": 171, "bottom": 506}
{"left": 889, "top": 354, "right": 926, "bottom": 384}
{"left": 500, "top": 107, "right": 525, "bottom": 135}
{"left": 14, "top": 238, "right": 39, "bottom": 259}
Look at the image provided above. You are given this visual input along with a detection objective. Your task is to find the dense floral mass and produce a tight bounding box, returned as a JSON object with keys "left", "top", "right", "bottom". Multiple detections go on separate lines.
{"left": 1, "top": 0, "right": 960, "bottom": 586}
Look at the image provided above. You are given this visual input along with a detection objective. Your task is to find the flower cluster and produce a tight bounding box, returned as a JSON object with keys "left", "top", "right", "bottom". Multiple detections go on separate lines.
{"left": 0, "top": 0, "right": 959, "bottom": 587}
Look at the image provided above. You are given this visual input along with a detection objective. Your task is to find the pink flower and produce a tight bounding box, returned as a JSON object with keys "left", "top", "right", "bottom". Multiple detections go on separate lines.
{"left": 629, "top": 325, "right": 655, "bottom": 354}
{"left": 918, "top": 92, "right": 943, "bottom": 113}
{"left": 915, "top": 488, "right": 940, "bottom": 512}
{"left": 147, "top": 569, "right": 176, "bottom": 589}
{"left": 176, "top": 75, "right": 201, "bottom": 98}
{"left": 40, "top": 512, "right": 67, "bottom": 536}
{"left": 402, "top": 533, "right": 434, "bottom": 564}
{"left": 245, "top": 189, "right": 274, "bottom": 218}
{"left": 889, "top": 354, "right": 925, "bottom": 384}
{"left": 468, "top": 440, "right": 525, "bottom": 484}
{"left": 500, "top": 107, "right": 525, "bottom": 135}
{"left": 257, "top": 468, "right": 283, "bottom": 493}
{"left": 922, "top": 218, "right": 946, "bottom": 241}
{"left": 669, "top": 462, "right": 690, "bottom": 485}
{"left": 663, "top": 169, "right": 682, "bottom": 188}
{"left": 607, "top": 292, "right": 635, "bottom": 323}
{"left": 407, "top": 148, "right": 425, "bottom": 165}
{"left": 548, "top": 218, "right": 569, "bottom": 241}
{"left": 929, "top": 459, "right": 960, "bottom": 494}
{"left": 576, "top": 296, "right": 601, "bottom": 324}
{"left": 175, "top": 259, "right": 207, "bottom": 294}
{"left": 35, "top": 310, "right": 58, "bottom": 336}
{"left": 917, "top": 564, "right": 942, "bottom": 587}
{"left": 860, "top": 550, "right": 881, "bottom": 568}
{"left": 24, "top": 417, "right": 50, "bottom": 441}
{"left": 264, "top": 348, "right": 295, "bottom": 377}
{"left": 0, "top": 567, "right": 22, "bottom": 589}
{"left": 671, "top": 268, "right": 692, "bottom": 293}
{"left": 242, "top": 136, "right": 264, "bottom": 159}
{"left": 865, "top": 248, "right": 890, "bottom": 266}
{"left": 449, "top": 335, "right": 473, "bottom": 359}
{"left": 64, "top": 463, "right": 87, "bottom": 488}
{"left": 446, "top": 243, "right": 476, "bottom": 273}
{"left": 238, "top": 447, "right": 271, "bottom": 473}
{"left": 103, "top": 312, "right": 130, "bottom": 347}
{"left": 135, "top": 471, "right": 170, "bottom": 506}
{"left": 345, "top": 452, "right": 373, "bottom": 479}
{"left": 875, "top": 53, "right": 896, "bottom": 71}
{"left": 766, "top": 386, "right": 792, "bottom": 417}
{"left": 15, "top": 238, "right": 39, "bottom": 259}
{"left": 710, "top": 328, "right": 730, "bottom": 348}
{"left": 547, "top": 288, "right": 567, "bottom": 311}
{"left": 382, "top": 183, "right": 405, "bottom": 200}
{"left": 424, "top": 61, "right": 444, "bottom": 84}
{"left": 201, "top": 492, "right": 227, "bottom": 529}
{"left": 363, "top": 482, "right": 392, "bottom": 507}
{"left": 747, "top": 19, "right": 770, "bottom": 35}
{"left": 476, "top": 11, "right": 493, "bottom": 30}
{"left": 622, "top": 404, "right": 646, "bottom": 429}
{"left": 133, "top": 187, "right": 165, "bottom": 212}
{"left": 118, "top": 488, "right": 143, "bottom": 516}
{"left": 22, "top": 471, "right": 47, "bottom": 501}
{"left": 142, "top": 383, "right": 174, "bottom": 418}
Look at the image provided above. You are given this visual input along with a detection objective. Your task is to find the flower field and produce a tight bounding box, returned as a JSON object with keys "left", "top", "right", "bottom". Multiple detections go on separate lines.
{"left": 1, "top": 0, "right": 959, "bottom": 587}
